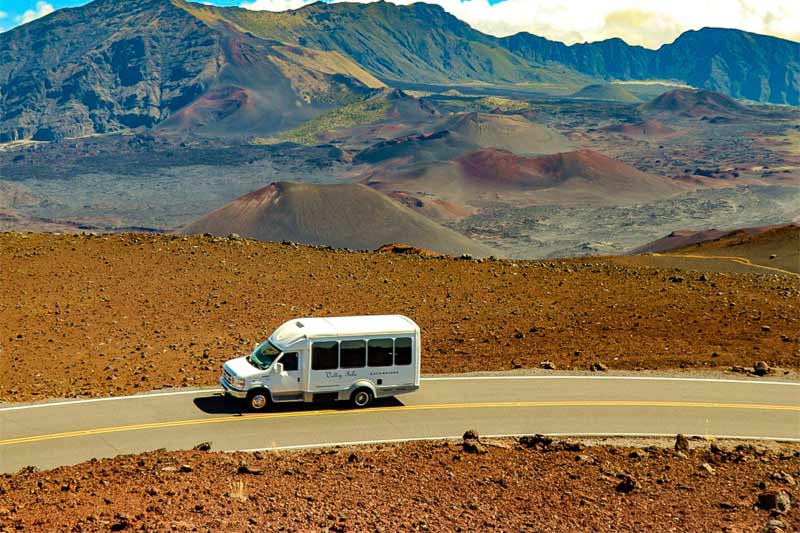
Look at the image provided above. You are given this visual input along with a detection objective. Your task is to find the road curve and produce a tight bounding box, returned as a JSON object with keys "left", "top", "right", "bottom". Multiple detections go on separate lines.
{"left": 1, "top": 375, "right": 799, "bottom": 473}
{"left": 650, "top": 252, "right": 800, "bottom": 276}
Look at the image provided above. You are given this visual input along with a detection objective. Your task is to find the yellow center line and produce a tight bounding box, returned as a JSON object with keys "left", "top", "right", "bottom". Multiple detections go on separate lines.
{"left": 2, "top": 400, "right": 799, "bottom": 447}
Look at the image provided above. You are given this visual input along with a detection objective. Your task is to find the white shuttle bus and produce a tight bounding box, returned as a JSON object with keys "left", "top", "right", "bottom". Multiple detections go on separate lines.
{"left": 220, "top": 315, "right": 421, "bottom": 410}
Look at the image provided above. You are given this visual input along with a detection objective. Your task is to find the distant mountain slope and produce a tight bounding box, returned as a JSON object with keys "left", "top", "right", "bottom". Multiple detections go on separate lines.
{"left": 501, "top": 27, "right": 800, "bottom": 105}
{"left": 189, "top": 1, "right": 590, "bottom": 87}
{"left": 0, "top": 0, "right": 382, "bottom": 141}
{"left": 179, "top": 181, "right": 497, "bottom": 257}
{"left": 1, "top": 0, "right": 797, "bottom": 142}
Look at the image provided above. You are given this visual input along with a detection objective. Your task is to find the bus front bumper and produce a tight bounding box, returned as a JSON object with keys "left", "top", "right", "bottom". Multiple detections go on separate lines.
{"left": 219, "top": 377, "right": 248, "bottom": 399}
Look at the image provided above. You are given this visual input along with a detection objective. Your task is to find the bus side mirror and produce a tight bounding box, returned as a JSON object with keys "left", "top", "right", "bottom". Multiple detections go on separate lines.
{"left": 273, "top": 362, "right": 284, "bottom": 374}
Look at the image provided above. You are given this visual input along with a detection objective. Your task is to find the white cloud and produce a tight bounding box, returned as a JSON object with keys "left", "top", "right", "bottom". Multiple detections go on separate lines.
{"left": 0, "top": 11, "right": 8, "bottom": 19}
{"left": 239, "top": 0, "right": 800, "bottom": 48}
{"left": 16, "top": 1, "right": 55, "bottom": 25}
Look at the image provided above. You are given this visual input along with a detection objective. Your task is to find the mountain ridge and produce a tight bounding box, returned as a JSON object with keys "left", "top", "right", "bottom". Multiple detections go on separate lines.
{"left": 1, "top": 0, "right": 798, "bottom": 142}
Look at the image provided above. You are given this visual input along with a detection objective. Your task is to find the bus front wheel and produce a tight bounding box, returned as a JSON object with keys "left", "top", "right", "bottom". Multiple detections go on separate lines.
{"left": 246, "top": 389, "right": 270, "bottom": 411}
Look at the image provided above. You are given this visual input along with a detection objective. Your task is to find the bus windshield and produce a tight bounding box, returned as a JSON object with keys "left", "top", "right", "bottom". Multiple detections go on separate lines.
{"left": 248, "top": 341, "right": 281, "bottom": 370}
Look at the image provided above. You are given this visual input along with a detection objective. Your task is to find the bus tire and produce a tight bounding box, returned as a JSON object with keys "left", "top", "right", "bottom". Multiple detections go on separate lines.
{"left": 245, "top": 389, "right": 270, "bottom": 411}
{"left": 350, "top": 388, "right": 374, "bottom": 409}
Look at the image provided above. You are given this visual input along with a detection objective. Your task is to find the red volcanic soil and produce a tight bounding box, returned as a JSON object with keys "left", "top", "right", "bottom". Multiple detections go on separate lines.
{"left": 1, "top": 233, "right": 798, "bottom": 402}
{"left": 601, "top": 119, "right": 678, "bottom": 138}
{"left": 641, "top": 89, "right": 748, "bottom": 118}
{"left": 2, "top": 439, "right": 799, "bottom": 532}
{"left": 165, "top": 86, "right": 250, "bottom": 129}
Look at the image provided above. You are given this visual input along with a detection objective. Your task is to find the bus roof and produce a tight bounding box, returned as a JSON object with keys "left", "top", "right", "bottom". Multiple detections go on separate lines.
{"left": 270, "top": 315, "right": 419, "bottom": 348}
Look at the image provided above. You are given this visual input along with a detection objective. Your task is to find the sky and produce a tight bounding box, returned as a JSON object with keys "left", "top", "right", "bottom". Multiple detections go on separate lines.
{"left": 1, "top": 0, "right": 799, "bottom": 48}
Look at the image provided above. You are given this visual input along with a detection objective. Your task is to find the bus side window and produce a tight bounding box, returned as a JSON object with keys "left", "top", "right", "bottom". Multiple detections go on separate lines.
{"left": 280, "top": 352, "right": 299, "bottom": 372}
{"left": 394, "top": 337, "right": 412, "bottom": 366}
{"left": 312, "top": 341, "right": 338, "bottom": 370}
{"left": 340, "top": 340, "right": 366, "bottom": 368}
{"left": 367, "top": 338, "right": 393, "bottom": 367}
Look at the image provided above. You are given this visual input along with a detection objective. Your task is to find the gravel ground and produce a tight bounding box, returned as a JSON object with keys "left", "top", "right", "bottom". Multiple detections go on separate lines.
{"left": 1, "top": 232, "right": 798, "bottom": 402}
{"left": 1, "top": 435, "right": 798, "bottom": 532}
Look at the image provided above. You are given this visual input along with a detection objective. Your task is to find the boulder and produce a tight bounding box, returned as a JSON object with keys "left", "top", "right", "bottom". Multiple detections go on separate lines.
{"left": 237, "top": 463, "right": 264, "bottom": 475}
{"left": 519, "top": 434, "right": 553, "bottom": 449}
{"left": 757, "top": 490, "right": 791, "bottom": 512}
{"left": 193, "top": 441, "right": 212, "bottom": 451}
{"left": 754, "top": 361, "right": 770, "bottom": 376}
{"left": 616, "top": 474, "right": 640, "bottom": 493}
{"left": 462, "top": 429, "right": 487, "bottom": 454}
{"left": 674, "top": 434, "right": 690, "bottom": 452}
{"left": 539, "top": 360, "right": 556, "bottom": 370}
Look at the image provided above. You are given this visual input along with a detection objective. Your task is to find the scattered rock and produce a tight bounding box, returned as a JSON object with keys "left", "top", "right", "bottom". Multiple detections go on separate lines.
{"left": 193, "top": 442, "right": 212, "bottom": 452}
{"left": 463, "top": 429, "right": 480, "bottom": 441}
{"left": 110, "top": 514, "right": 131, "bottom": 531}
{"left": 754, "top": 361, "right": 770, "bottom": 376}
{"left": 757, "top": 490, "right": 791, "bottom": 512}
{"left": 178, "top": 464, "right": 193, "bottom": 473}
{"left": 539, "top": 360, "right": 556, "bottom": 370}
{"left": 771, "top": 471, "right": 796, "bottom": 486}
{"left": 770, "top": 254, "right": 777, "bottom": 260}
{"left": 699, "top": 462, "right": 715, "bottom": 474}
{"left": 227, "top": 233, "right": 242, "bottom": 241}
{"left": 615, "top": 474, "right": 640, "bottom": 493}
{"left": 462, "top": 430, "right": 487, "bottom": 454}
{"left": 762, "top": 325, "right": 772, "bottom": 332}
{"left": 237, "top": 463, "right": 264, "bottom": 475}
{"left": 675, "top": 434, "right": 690, "bottom": 453}
{"left": 590, "top": 362, "right": 608, "bottom": 372}
{"left": 669, "top": 276, "right": 684, "bottom": 283}
{"left": 519, "top": 434, "right": 553, "bottom": 449}
{"left": 699, "top": 273, "right": 711, "bottom": 282}
{"left": 767, "top": 519, "right": 786, "bottom": 530}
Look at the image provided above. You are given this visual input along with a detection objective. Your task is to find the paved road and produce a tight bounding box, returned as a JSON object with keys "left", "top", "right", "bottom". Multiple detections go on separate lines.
{"left": 650, "top": 253, "right": 799, "bottom": 276}
{"left": 1, "top": 375, "right": 799, "bottom": 472}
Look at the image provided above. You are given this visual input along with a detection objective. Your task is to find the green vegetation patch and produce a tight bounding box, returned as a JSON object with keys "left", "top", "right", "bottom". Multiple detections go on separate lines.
{"left": 278, "top": 100, "right": 393, "bottom": 144}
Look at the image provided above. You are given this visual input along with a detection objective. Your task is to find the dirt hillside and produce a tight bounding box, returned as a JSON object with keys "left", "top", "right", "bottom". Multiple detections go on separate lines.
{"left": 1, "top": 233, "right": 797, "bottom": 402}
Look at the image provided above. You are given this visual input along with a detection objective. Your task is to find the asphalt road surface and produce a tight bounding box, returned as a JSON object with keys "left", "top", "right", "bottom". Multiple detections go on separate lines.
{"left": 1, "top": 375, "right": 799, "bottom": 473}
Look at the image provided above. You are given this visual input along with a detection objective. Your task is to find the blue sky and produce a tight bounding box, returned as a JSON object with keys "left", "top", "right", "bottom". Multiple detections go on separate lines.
{"left": 1, "top": 0, "right": 798, "bottom": 48}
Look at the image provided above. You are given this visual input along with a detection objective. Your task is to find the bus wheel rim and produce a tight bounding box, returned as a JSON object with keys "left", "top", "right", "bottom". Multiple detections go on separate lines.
{"left": 251, "top": 394, "right": 267, "bottom": 409}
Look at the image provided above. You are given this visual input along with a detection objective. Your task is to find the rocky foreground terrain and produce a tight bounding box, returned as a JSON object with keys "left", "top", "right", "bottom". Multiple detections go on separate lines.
{"left": 0, "top": 434, "right": 798, "bottom": 532}
{"left": 0, "top": 232, "right": 798, "bottom": 402}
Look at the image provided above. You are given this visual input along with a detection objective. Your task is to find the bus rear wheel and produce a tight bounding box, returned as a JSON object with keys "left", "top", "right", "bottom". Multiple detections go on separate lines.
{"left": 246, "top": 389, "right": 270, "bottom": 411}
{"left": 350, "top": 388, "right": 374, "bottom": 409}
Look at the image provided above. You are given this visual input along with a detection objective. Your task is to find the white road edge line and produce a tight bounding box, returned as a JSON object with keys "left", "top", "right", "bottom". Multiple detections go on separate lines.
{"left": 422, "top": 376, "right": 800, "bottom": 385}
{"left": 0, "top": 388, "right": 221, "bottom": 412}
{"left": 236, "top": 432, "right": 800, "bottom": 452}
{"left": 2, "top": 374, "right": 799, "bottom": 412}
